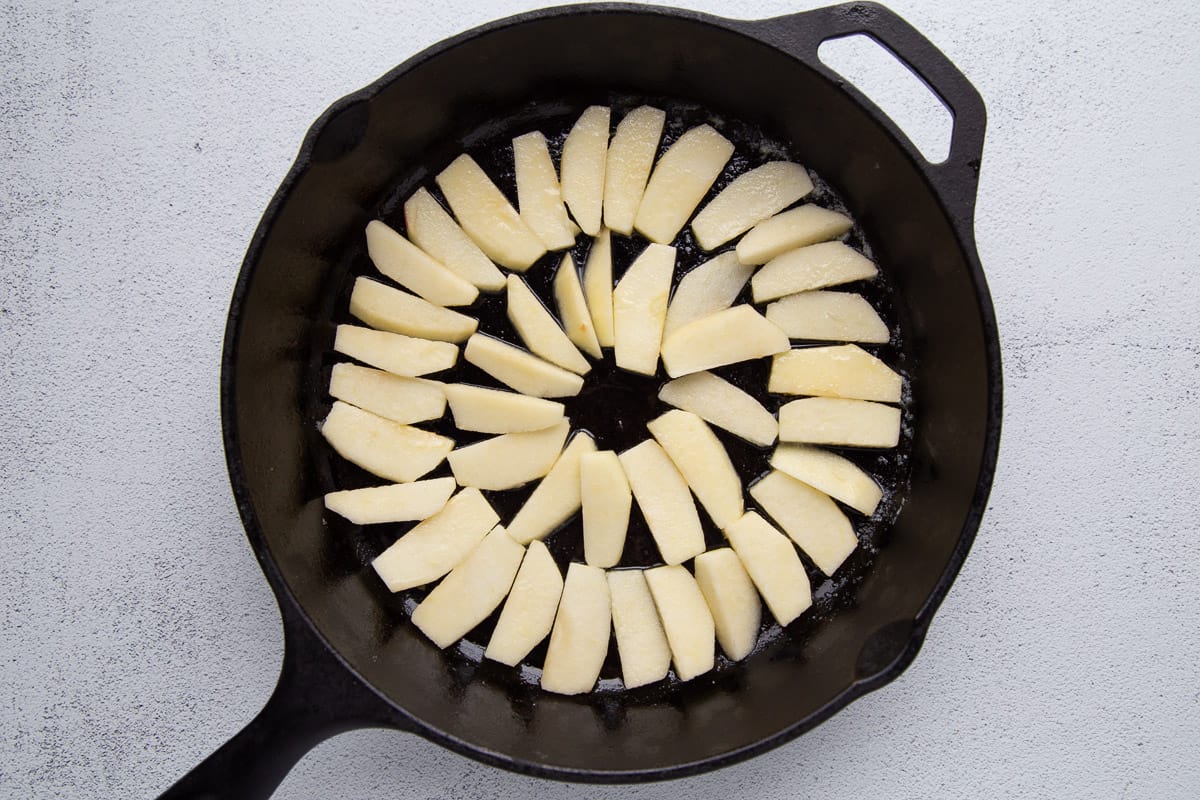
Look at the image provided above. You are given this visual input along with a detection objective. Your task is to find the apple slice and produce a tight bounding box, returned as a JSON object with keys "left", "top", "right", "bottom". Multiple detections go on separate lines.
{"left": 404, "top": 187, "right": 506, "bottom": 292}
{"left": 634, "top": 124, "right": 734, "bottom": 244}
{"left": 541, "top": 562, "right": 611, "bottom": 695}
{"left": 658, "top": 371, "right": 778, "bottom": 448}
{"left": 769, "top": 344, "right": 902, "bottom": 402}
{"left": 749, "top": 470, "right": 857, "bottom": 575}
{"left": 751, "top": 242, "right": 878, "bottom": 303}
{"left": 608, "top": 569, "right": 671, "bottom": 689}
{"left": 333, "top": 324, "right": 458, "bottom": 378}
{"left": 663, "top": 252, "right": 755, "bottom": 338}
{"left": 349, "top": 277, "right": 477, "bottom": 343}
{"left": 582, "top": 229, "right": 615, "bottom": 347}
{"left": 771, "top": 444, "right": 883, "bottom": 516}
{"left": 694, "top": 548, "right": 761, "bottom": 661}
{"left": 485, "top": 540, "right": 563, "bottom": 666}
{"left": 507, "top": 432, "right": 597, "bottom": 544}
{"left": 371, "top": 488, "right": 500, "bottom": 592}
{"left": 736, "top": 204, "right": 853, "bottom": 265}
{"left": 765, "top": 290, "right": 889, "bottom": 343}
{"left": 581, "top": 450, "right": 632, "bottom": 567}
{"left": 619, "top": 440, "right": 705, "bottom": 565}
{"left": 447, "top": 419, "right": 569, "bottom": 491}
{"left": 463, "top": 334, "right": 584, "bottom": 398}
{"left": 513, "top": 130, "right": 579, "bottom": 251}
{"left": 320, "top": 401, "right": 453, "bottom": 483}
{"left": 443, "top": 383, "right": 564, "bottom": 434}
{"left": 435, "top": 154, "right": 547, "bottom": 271}
{"left": 364, "top": 220, "right": 479, "bottom": 307}
{"left": 328, "top": 363, "right": 445, "bottom": 425}
{"left": 660, "top": 305, "right": 789, "bottom": 378}
{"left": 603, "top": 105, "right": 666, "bottom": 235}
{"left": 644, "top": 565, "right": 715, "bottom": 682}
{"left": 324, "top": 477, "right": 456, "bottom": 525}
{"left": 507, "top": 275, "right": 591, "bottom": 375}
{"left": 778, "top": 397, "right": 901, "bottom": 448}
{"left": 553, "top": 254, "right": 603, "bottom": 359}
{"left": 724, "top": 512, "right": 812, "bottom": 625}
{"left": 690, "top": 162, "right": 814, "bottom": 251}
{"left": 411, "top": 525, "right": 525, "bottom": 648}
{"left": 646, "top": 409, "right": 743, "bottom": 530}
{"left": 613, "top": 242, "right": 675, "bottom": 375}
{"left": 560, "top": 105, "right": 609, "bottom": 237}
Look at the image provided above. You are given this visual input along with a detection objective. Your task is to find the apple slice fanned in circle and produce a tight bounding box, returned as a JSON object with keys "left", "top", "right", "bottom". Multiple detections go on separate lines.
{"left": 581, "top": 450, "right": 632, "bottom": 568}
{"left": 690, "top": 161, "right": 814, "bottom": 251}
{"left": 749, "top": 470, "right": 858, "bottom": 576}
{"left": 443, "top": 383, "right": 564, "bottom": 434}
{"left": 560, "top": 105, "right": 610, "bottom": 237}
{"left": 328, "top": 362, "right": 445, "bottom": 425}
{"left": 349, "top": 277, "right": 477, "bottom": 343}
{"left": 778, "top": 397, "right": 901, "bottom": 448}
{"left": 634, "top": 124, "right": 734, "bottom": 244}
{"left": 613, "top": 242, "right": 675, "bottom": 376}
{"left": 334, "top": 324, "right": 458, "bottom": 378}
{"left": 463, "top": 334, "right": 584, "bottom": 398}
{"left": 609, "top": 569, "right": 671, "bottom": 689}
{"left": 736, "top": 204, "right": 853, "bottom": 266}
{"left": 769, "top": 344, "right": 902, "bottom": 403}
{"left": 320, "top": 401, "right": 453, "bottom": 483}
{"left": 619, "top": 439, "right": 705, "bottom": 565}
{"left": 324, "top": 477, "right": 456, "bottom": 526}
{"left": 513, "top": 130, "right": 579, "bottom": 251}
{"left": 553, "top": 253, "right": 603, "bottom": 359}
{"left": 507, "top": 432, "right": 597, "bottom": 545}
{"left": 364, "top": 219, "right": 479, "bottom": 307}
{"left": 447, "top": 419, "right": 570, "bottom": 491}
{"left": 694, "top": 548, "right": 761, "bottom": 661}
{"left": 404, "top": 187, "right": 507, "bottom": 292}
{"left": 485, "top": 540, "right": 563, "bottom": 667}
{"left": 582, "top": 229, "right": 615, "bottom": 347}
{"left": 603, "top": 105, "right": 666, "bottom": 236}
{"left": 645, "top": 564, "right": 716, "bottom": 682}
{"left": 660, "top": 304, "right": 789, "bottom": 378}
{"left": 436, "top": 154, "right": 546, "bottom": 271}
{"left": 751, "top": 241, "right": 878, "bottom": 302}
{"left": 647, "top": 409, "right": 744, "bottom": 531}
{"left": 765, "top": 290, "right": 890, "bottom": 344}
{"left": 507, "top": 274, "right": 591, "bottom": 375}
{"left": 658, "top": 371, "right": 779, "bottom": 448}
{"left": 724, "top": 511, "right": 812, "bottom": 626}
{"left": 541, "top": 562, "right": 611, "bottom": 695}
{"left": 770, "top": 444, "right": 883, "bottom": 517}
{"left": 662, "top": 251, "right": 754, "bottom": 338}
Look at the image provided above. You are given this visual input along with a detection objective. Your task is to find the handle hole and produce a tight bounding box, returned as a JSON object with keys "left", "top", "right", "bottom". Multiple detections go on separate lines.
{"left": 818, "top": 34, "right": 953, "bottom": 164}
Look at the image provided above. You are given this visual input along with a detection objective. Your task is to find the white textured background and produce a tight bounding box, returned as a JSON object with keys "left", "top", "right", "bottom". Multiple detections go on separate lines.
{"left": 2, "top": 0, "right": 1198, "bottom": 797}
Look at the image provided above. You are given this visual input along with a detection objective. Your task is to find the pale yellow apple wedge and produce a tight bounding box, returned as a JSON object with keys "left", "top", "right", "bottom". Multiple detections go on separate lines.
{"left": 443, "top": 383, "right": 564, "bottom": 434}
{"left": 411, "top": 526, "right": 525, "bottom": 648}
{"left": 608, "top": 569, "right": 671, "bottom": 689}
{"left": 513, "top": 130, "right": 579, "bottom": 250}
{"left": 553, "top": 254, "right": 602, "bottom": 359}
{"left": 613, "top": 242, "right": 675, "bottom": 375}
{"left": 647, "top": 409, "right": 743, "bottom": 530}
{"left": 645, "top": 565, "right": 715, "bottom": 682}
{"left": 765, "top": 290, "right": 889, "bottom": 343}
{"left": 463, "top": 334, "right": 584, "bottom": 398}
{"left": 619, "top": 439, "right": 705, "bottom": 565}
{"left": 582, "top": 230, "right": 615, "bottom": 347}
{"left": 660, "top": 305, "right": 789, "bottom": 378}
{"left": 485, "top": 540, "right": 563, "bottom": 666}
{"left": 324, "top": 477, "right": 456, "bottom": 526}
{"left": 736, "top": 204, "right": 853, "bottom": 265}
{"left": 365, "top": 220, "right": 479, "bottom": 306}
{"left": 349, "top": 277, "right": 477, "bottom": 343}
{"left": 662, "top": 252, "right": 755, "bottom": 338}
{"left": 634, "top": 124, "right": 734, "bottom": 244}
{"left": 507, "top": 274, "right": 591, "bottom": 374}
{"left": 724, "top": 512, "right": 812, "bottom": 625}
{"left": 333, "top": 324, "right": 458, "bottom": 378}
{"left": 769, "top": 344, "right": 902, "bottom": 402}
{"left": 404, "top": 187, "right": 507, "bottom": 292}
{"left": 581, "top": 450, "right": 632, "bottom": 568}
{"left": 694, "top": 548, "right": 761, "bottom": 661}
{"left": 771, "top": 444, "right": 883, "bottom": 516}
{"left": 779, "top": 397, "right": 901, "bottom": 448}
{"left": 658, "top": 371, "right": 778, "bottom": 448}
{"left": 447, "top": 419, "right": 570, "bottom": 491}
{"left": 749, "top": 470, "right": 858, "bottom": 575}
{"left": 541, "top": 562, "right": 611, "bottom": 695}
{"left": 751, "top": 242, "right": 877, "bottom": 303}
{"left": 507, "top": 432, "right": 597, "bottom": 544}
{"left": 328, "top": 362, "right": 445, "bottom": 425}
{"left": 320, "top": 401, "right": 453, "bottom": 483}
{"left": 436, "top": 154, "right": 546, "bottom": 271}
{"left": 371, "top": 488, "right": 500, "bottom": 592}
{"left": 560, "top": 105, "right": 610, "bottom": 237}
{"left": 603, "top": 105, "right": 665, "bottom": 235}
{"left": 690, "top": 161, "right": 814, "bottom": 251}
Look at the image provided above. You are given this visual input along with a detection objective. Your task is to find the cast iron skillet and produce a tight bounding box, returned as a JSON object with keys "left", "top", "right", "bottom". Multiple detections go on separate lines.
{"left": 159, "top": 3, "right": 1000, "bottom": 796}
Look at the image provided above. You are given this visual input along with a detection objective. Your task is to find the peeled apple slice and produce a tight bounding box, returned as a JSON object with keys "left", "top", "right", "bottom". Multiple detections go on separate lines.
{"left": 404, "top": 187, "right": 506, "bottom": 292}
{"left": 582, "top": 229, "right": 615, "bottom": 347}
{"left": 328, "top": 363, "right": 445, "bottom": 425}
{"left": 324, "top": 477, "right": 456, "bottom": 525}
{"left": 447, "top": 419, "right": 569, "bottom": 491}
{"left": 603, "top": 105, "right": 665, "bottom": 235}
{"left": 333, "top": 324, "right": 458, "bottom": 378}
{"left": 771, "top": 444, "right": 883, "bottom": 516}
{"left": 349, "top": 277, "right": 477, "bottom": 343}
{"left": 694, "top": 548, "right": 761, "bottom": 661}
{"left": 580, "top": 450, "right": 632, "bottom": 568}
{"left": 553, "top": 254, "right": 603, "bottom": 359}
{"left": 660, "top": 305, "right": 789, "bottom": 378}
{"left": 662, "top": 252, "right": 755, "bottom": 338}
{"left": 436, "top": 154, "right": 547, "bottom": 271}
{"left": 507, "top": 432, "right": 597, "bottom": 544}
{"left": 463, "top": 334, "right": 584, "bottom": 398}
{"left": 749, "top": 470, "right": 857, "bottom": 576}
{"left": 769, "top": 344, "right": 902, "bottom": 402}
{"left": 541, "top": 562, "right": 611, "bottom": 695}
{"left": 608, "top": 569, "right": 671, "bottom": 689}
{"left": 724, "top": 512, "right": 812, "bottom": 626}
{"left": 690, "top": 161, "right": 813, "bottom": 250}
{"left": 411, "top": 526, "right": 525, "bottom": 648}
{"left": 371, "top": 488, "right": 499, "bottom": 592}
{"left": 619, "top": 440, "right": 705, "bottom": 565}
{"left": 485, "top": 540, "right": 563, "bottom": 666}
{"left": 634, "top": 124, "right": 734, "bottom": 244}
{"left": 765, "top": 290, "right": 889, "bottom": 344}
{"left": 778, "top": 397, "right": 901, "bottom": 448}
{"left": 507, "top": 274, "right": 591, "bottom": 375}
{"left": 613, "top": 242, "right": 675, "bottom": 375}
{"left": 644, "top": 565, "right": 715, "bottom": 682}
{"left": 443, "top": 383, "right": 564, "bottom": 434}
{"left": 736, "top": 204, "right": 853, "bottom": 265}
{"left": 559, "top": 105, "right": 609, "bottom": 237}
{"left": 320, "top": 401, "right": 453, "bottom": 483}
{"left": 646, "top": 410, "right": 743, "bottom": 530}
{"left": 365, "top": 220, "right": 479, "bottom": 307}
{"left": 751, "top": 242, "right": 878, "bottom": 303}
{"left": 658, "top": 371, "right": 778, "bottom": 448}
{"left": 513, "top": 130, "right": 579, "bottom": 250}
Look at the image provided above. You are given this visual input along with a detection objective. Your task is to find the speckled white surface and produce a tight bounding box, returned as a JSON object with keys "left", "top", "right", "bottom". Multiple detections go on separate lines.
{"left": 2, "top": 1, "right": 1198, "bottom": 797}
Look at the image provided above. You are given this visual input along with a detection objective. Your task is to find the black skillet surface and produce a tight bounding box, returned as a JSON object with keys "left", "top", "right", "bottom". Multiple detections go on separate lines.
{"left": 160, "top": 3, "right": 1000, "bottom": 797}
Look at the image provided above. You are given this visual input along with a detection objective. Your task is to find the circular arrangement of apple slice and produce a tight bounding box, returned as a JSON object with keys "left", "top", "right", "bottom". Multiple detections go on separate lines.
{"left": 319, "top": 104, "right": 904, "bottom": 694}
